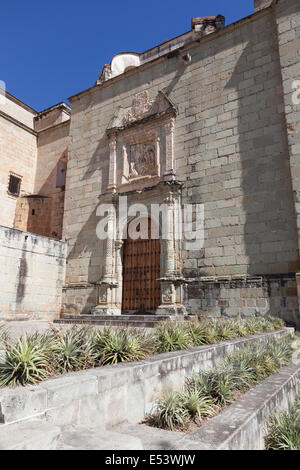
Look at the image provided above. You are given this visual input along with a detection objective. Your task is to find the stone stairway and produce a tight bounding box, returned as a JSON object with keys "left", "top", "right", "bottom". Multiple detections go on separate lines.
{"left": 54, "top": 314, "right": 188, "bottom": 328}
{"left": 0, "top": 419, "right": 199, "bottom": 450}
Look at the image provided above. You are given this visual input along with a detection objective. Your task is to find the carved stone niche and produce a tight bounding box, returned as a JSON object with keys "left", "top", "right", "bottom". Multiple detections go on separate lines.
{"left": 106, "top": 90, "right": 177, "bottom": 193}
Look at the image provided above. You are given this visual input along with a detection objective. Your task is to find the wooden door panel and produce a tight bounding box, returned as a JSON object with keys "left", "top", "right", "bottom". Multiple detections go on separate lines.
{"left": 122, "top": 220, "right": 160, "bottom": 313}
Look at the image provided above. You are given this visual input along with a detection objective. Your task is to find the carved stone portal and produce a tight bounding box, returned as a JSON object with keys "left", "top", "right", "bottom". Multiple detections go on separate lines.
{"left": 92, "top": 91, "right": 186, "bottom": 317}
{"left": 106, "top": 90, "right": 177, "bottom": 192}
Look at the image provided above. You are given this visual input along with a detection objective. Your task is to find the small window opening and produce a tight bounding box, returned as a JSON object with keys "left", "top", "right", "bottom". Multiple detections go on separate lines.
{"left": 32, "top": 209, "right": 35, "bottom": 215}
{"left": 8, "top": 174, "right": 21, "bottom": 196}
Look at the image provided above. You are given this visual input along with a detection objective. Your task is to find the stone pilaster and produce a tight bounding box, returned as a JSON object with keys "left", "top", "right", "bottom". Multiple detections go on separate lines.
{"left": 164, "top": 117, "right": 175, "bottom": 181}
{"left": 107, "top": 133, "right": 117, "bottom": 192}
{"left": 156, "top": 185, "right": 187, "bottom": 316}
{"left": 92, "top": 197, "right": 120, "bottom": 315}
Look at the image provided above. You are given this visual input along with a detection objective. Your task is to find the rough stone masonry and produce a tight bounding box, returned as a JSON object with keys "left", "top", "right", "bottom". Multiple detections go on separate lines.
{"left": 0, "top": 0, "right": 300, "bottom": 327}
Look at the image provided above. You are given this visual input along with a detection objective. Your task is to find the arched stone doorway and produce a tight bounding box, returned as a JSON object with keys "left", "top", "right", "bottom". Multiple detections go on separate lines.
{"left": 122, "top": 217, "right": 161, "bottom": 313}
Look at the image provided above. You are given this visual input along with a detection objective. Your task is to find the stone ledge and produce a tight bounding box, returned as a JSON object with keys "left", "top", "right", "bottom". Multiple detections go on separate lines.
{"left": 179, "top": 360, "right": 300, "bottom": 450}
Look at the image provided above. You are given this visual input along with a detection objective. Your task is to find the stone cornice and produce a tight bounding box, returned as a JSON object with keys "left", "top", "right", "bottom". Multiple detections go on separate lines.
{"left": 68, "top": 7, "right": 272, "bottom": 104}
{"left": 0, "top": 110, "right": 37, "bottom": 136}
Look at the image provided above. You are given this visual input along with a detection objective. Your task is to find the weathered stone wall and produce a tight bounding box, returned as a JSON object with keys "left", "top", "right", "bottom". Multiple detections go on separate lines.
{"left": 0, "top": 94, "right": 70, "bottom": 241}
{"left": 188, "top": 274, "right": 299, "bottom": 329}
{"left": 63, "top": 1, "right": 300, "bottom": 321}
{"left": 0, "top": 100, "right": 37, "bottom": 228}
{"left": 0, "top": 225, "right": 67, "bottom": 320}
{"left": 34, "top": 119, "right": 70, "bottom": 239}
{"left": 274, "top": 0, "right": 300, "bottom": 324}
{"left": 14, "top": 196, "right": 52, "bottom": 237}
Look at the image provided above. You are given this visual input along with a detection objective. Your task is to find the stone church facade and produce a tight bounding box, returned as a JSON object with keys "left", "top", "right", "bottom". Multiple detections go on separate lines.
{"left": 1, "top": 0, "right": 300, "bottom": 327}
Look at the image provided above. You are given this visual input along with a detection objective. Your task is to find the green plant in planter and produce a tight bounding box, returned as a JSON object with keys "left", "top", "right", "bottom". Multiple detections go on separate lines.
{"left": 180, "top": 390, "right": 216, "bottom": 421}
{"left": 267, "top": 317, "right": 285, "bottom": 330}
{"left": 50, "top": 326, "right": 95, "bottom": 372}
{"left": 202, "top": 321, "right": 221, "bottom": 345}
{"left": 150, "top": 392, "right": 190, "bottom": 431}
{"left": 93, "top": 327, "right": 151, "bottom": 365}
{"left": 0, "top": 326, "right": 9, "bottom": 345}
{"left": 184, "top": 323, "right": 206, "bottom": 347}
{"left": 154, "top": 322, "right": 192, "bottom": 353}
{"left": 234, "top": 319, "right": 249, "bottom": 337}
{"left": 0, "top": 333, "right": 53, "bottom": 386}
{"left": 217, "top": 321, "right": 236, "bottom": 341}
{"left": 186, "top": 372, "right": 215, "bottom": 399}
{"left": 265, "top": 394, "right": 300, "bottom": 450}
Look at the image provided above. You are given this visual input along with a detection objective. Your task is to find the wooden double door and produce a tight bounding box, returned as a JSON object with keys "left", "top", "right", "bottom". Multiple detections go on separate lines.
{"left": 122, "top": 219, "right": 161, "bottom": 313}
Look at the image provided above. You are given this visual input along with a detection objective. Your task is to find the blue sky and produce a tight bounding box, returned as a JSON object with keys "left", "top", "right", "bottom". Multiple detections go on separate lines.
{"left": 1, "top": 0, "right": 254, "bottom": 111}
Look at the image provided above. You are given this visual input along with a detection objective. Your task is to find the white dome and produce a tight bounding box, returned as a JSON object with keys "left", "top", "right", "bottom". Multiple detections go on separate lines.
{"left": 110, "top": 53, "right": 140, "bottom": 78}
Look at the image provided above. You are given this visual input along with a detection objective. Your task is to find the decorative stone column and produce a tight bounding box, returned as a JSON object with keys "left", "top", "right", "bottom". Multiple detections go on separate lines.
{"left": 164, "top": 118, "right": 175, "bottom": 181}
{"left": 107, "top": 133, "right": 117, "bottom": 193}
{"left": 92, "top": 196, "right": 121, "bottom": 316}
{"left": 156, "top": 185, "right": 187, "bottom": 316}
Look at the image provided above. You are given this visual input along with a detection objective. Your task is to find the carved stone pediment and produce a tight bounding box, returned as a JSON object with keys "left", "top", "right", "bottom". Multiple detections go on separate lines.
{"left": 107, "top": 90, "right": 177, "bottom": 131}
{"left": 106, "top": 91, "right": 176, "bottom": 193}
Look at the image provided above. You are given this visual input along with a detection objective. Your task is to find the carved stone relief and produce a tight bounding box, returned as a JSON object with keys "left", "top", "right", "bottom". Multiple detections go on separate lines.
{"left": 107, "top": 91, "right": 177, "bottom": 192}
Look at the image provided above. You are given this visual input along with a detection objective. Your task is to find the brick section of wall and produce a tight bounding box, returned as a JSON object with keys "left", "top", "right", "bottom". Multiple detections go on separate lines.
{"left": 0, "top": 225, "right": 67, "bottom": 320}
{"left": 187, "top": 274, "right": 299, "bottom": 328}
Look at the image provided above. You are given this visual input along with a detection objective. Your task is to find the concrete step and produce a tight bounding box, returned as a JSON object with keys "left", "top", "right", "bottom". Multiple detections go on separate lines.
{"left": 109, "top": 422, "right": 187, "bottom": 450}
{"left": 0, "top": 420, "right": 61, "bottom": 450}
{"left": 55, "top": 319, "right": 161, "bottom": 328}
{"left": 60, "top": 314, "right": 180, "bottom": 321}
{"left": 54, "top": 313, "right": 187, "bottom": 328}
{"left": 57, "top": 425, "right": 143, "bottom": 450}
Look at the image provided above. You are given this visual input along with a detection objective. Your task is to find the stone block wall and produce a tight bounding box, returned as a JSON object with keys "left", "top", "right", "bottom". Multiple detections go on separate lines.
{"left": 62, "top": 1, "right": 300, "bottom": 322}
{"left": 187, "top": 274, "right": 299, "bottom": 329}
{"left": 274, "top": 0, "right": 300, "bottom": 317}
{"left": 0, "top": 225, "right": 67, "bottom": 320}
{"left": 0, "top": 110, "right": 37, "bottom": 228}
{"left": 14, "top": 196, "right": 52, "bottom": 237}
{"left": 34, "top": 117, "right": 70, "bottom": 239}
{"left": 0, "top": 95, "right": 70, "bottom": 241}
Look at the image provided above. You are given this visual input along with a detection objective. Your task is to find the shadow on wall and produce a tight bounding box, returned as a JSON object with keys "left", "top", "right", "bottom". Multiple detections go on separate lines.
{"left": 16, "top": 237, "right": 28, "bottom": 306}
{"left": 225, "top": 38, "right": 299, "bottom": 277}
{"left": 63, "top": 207, "right": 103, "bottom": 314}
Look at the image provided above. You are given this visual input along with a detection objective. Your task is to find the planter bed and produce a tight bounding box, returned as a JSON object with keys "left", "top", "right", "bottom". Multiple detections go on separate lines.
{"left": 264, "top": 389, "right": 300, "bottom": 450}
{"left": 140, "top": 333, "right": 300, "bottom": 450}
{"left": 0, "top": 328, "right": 292, "bottom": 430}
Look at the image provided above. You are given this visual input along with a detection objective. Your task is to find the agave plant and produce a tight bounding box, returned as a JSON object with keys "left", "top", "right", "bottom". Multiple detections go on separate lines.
{"left": 154, "top": 322, "right": 192, "bottom": 353}
{"left": 218, "top": 321, "right": 236, "bottom": 341}
{"left": 93, "top": 327, "right": 150, "bottom": 365}
{"left": 234, "top": 319, "right": 249, "bottom": 337}
{"left": 186, "top": 372, "right": 215, "bottom": 399}
{"left": 202, "top": 320, "right": 221, "bottom": 345}
{"left": 149, "top": 392, "right": 190, "bottom": 431}
{"left": 184, "top": 323, "right": 206, "bottom": 347}
{"left": 265, "top": 396, "right": 300, "bottom": 450}
{"left": 0, "top": 326, "right": 9, "bottom": 345}
{"left": 180, "top": 390, "right": 216, "bottom": 421}
{"left": 50, "top": 326, "right": 95, "bottom": 373}
{"left": 0, "top": 333, "right": 53, "bottom": 386}
{"left": 267, "top": 316, "right": 285, "bottom": 330}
